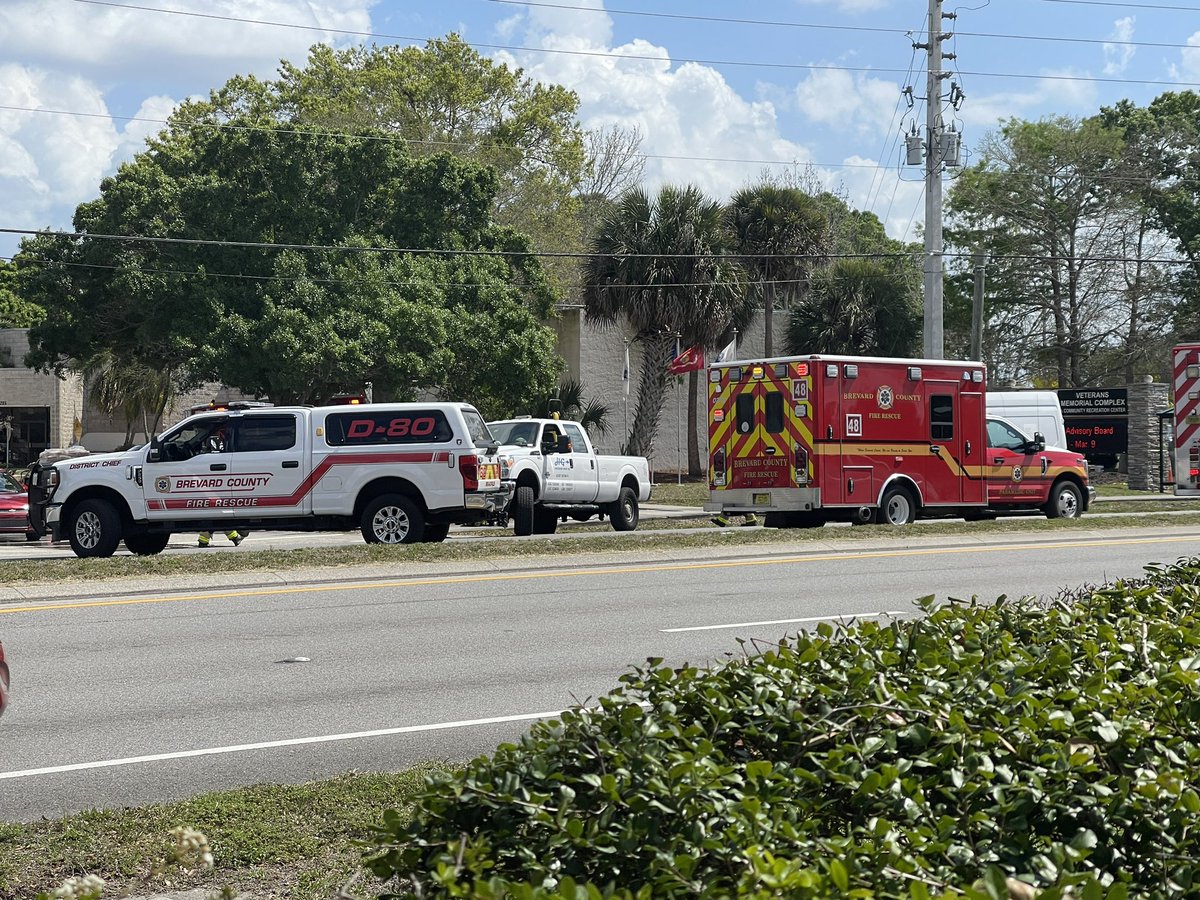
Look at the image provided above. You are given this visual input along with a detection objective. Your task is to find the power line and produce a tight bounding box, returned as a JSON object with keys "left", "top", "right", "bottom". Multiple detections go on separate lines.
{"left": 64, "top": 0, "right": 1200, "bottom": 89}
{"left": 1040, "top": 0, "right": 1200, "bottom": 9}
{"left": 496, "top": 0, "right": 1200, "bottom": 52}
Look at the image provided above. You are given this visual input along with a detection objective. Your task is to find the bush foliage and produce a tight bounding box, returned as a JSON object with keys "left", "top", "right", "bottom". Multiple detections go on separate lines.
{"left": 367, "top": 559, "right": 1200, "bottom": 898}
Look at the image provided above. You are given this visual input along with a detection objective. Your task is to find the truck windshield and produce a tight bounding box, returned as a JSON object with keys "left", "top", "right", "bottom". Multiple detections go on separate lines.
{"left": 489, "top": 421, "right": 539, "bottom": 447}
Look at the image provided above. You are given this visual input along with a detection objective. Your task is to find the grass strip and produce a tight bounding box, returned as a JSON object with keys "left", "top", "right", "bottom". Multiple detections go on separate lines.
{"left": 0, "top": 767, "right": 448, "bottom": 900}
{"left": 7, "top": 510, "right": 1200, "bottom": 590}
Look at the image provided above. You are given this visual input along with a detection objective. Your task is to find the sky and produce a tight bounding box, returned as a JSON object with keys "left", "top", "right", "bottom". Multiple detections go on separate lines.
{"left": 3, "top": 0, "right": 1200, "bottom": 261}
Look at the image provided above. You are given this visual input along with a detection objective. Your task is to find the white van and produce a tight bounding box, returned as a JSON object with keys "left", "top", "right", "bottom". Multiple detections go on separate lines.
{"left": 986, "top": 390, "right": 1068, "bottom": 450}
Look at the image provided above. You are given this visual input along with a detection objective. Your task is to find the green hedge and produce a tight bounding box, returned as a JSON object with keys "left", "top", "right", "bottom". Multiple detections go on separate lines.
{"left": 367, "top": 559, "right": 1200, "bottom": 898}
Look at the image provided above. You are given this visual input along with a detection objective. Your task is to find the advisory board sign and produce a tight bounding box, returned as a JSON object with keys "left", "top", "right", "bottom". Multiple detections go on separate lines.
{"left": 1057, "top": 388, "right": 1128, "bottom": 456}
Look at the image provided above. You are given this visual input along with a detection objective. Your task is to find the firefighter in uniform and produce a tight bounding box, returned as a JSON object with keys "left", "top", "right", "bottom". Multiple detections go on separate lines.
{"left": 195, "top": 420, "right": 245, "bottom": 547}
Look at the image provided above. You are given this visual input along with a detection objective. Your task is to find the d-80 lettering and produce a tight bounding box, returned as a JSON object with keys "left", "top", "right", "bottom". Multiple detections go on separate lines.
{"left": 346, "top": 416, "right": 437, "bottom": 440}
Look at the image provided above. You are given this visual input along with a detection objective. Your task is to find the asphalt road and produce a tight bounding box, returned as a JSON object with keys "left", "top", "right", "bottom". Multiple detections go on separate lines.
{"left": 2, "top": 523, "right": 1199, "bottom": 821}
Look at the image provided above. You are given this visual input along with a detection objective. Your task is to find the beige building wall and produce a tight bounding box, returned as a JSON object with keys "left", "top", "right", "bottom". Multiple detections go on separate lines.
{"left": 0, "top": 328, "right": 83, "bottom": 466}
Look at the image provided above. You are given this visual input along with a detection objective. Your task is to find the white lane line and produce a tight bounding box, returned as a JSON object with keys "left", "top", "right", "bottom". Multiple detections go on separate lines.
{"left": 662, "top": 611, "right": 907, "bottom": 633}
{"left": 0, "top": 710, "right": 563, "bottom": 781}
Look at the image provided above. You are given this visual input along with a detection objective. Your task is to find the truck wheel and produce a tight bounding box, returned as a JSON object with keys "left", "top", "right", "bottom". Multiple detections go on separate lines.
{"left": 123, "top": 532, "right": 170, "bottom": 555}
{"left": 423, "top": 523, "right": 450, "bottom": 543}
{"left": 609, "top": 486, "right": 639, "bottom": 532}
{"left": 533, "top": 508, "right": 559, "bottom": 535}
{"left": 879, "top": 485, "right": 917, "bottom": 526}
{"left": 67, "top": 499, "right": 122, "bottom": 558}
{"left": 513, "top": 486, "right": 536, "bottom": 537}
{"left": 361, "top": 494, "right": 425, "bottom": 544}
{"left": 1045, "top": 481, "right": 1083, "bottom": 519}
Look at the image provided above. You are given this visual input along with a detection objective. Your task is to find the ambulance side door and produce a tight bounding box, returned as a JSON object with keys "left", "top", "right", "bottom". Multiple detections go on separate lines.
{"left": 229, "top": 412, "right": 309, "bottom": 516}
{"left": 142, "top": 415, "right": 233, "bottom": 521}
{"left": 985, "top": 418, "right": 1044, "bottom": 503}
{"left": 923, "top": 383, "right": 967, "bottom": 506}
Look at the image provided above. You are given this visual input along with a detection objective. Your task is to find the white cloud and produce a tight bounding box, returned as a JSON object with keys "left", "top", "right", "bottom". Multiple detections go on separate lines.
{"left": 1172, "top": 33, "right": 1200, "bottom": 83}
{"left": 794, "top": 67, "right": 904, "bottom": 135}
{"left": 0, "top": 1, "right": 373, "bottom": 80}
{"left": 1103, "top": 17, "right": 1135, "bottom": 76}
{"left": 504, "top": 13, "right": 816, "bottom": 206}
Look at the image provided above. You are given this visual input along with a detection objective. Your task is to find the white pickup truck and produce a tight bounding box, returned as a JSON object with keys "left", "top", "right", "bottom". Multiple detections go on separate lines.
{"left": 29, "top": 402, "right": 509, "bottom": 557}
{"left": 487, "top": 417, "right": 652, "bottom": 535}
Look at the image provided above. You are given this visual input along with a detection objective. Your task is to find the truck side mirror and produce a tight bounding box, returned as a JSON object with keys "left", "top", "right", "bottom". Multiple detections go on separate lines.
{"left": 557, "top": 434, "right": 572, "bottom": 453}
{"left": 1032, "top": 432, "right": 1046, "bottom": 453}
{"left": 147, "top": 437, "right": 162, "bottom": 463}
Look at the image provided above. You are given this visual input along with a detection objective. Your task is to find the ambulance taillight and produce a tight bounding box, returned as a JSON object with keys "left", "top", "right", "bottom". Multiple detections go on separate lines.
{"left": 713, "top": 447, "right": 727, "bottom": 486}
{"left": 1191, "top": 445, "right": 1199, "bottom": 481}
{"left": 459, "top": 454, "right": 480, "bottom": 491}
{"left": 793, "top": 444, "right": 809, "bottom": 484}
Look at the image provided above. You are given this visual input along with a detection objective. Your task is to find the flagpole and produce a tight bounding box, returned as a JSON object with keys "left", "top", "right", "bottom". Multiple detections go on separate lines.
{"left": 675, "top": 332, "right": 682, "bottom": 485}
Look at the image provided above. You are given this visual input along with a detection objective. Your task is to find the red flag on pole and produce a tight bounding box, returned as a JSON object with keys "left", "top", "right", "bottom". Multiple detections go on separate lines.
{"left": 666, "top": 344, "right": 704, "bottom": 375}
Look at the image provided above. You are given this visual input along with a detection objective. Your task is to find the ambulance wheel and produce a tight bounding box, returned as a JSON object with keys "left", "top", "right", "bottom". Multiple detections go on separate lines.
{"left": 423, "top": 524, "right": 450, "bottom": 543}
{"left": 361, "top": 494, "right": 425, "bottom": 544}
{"left": 1045, "top": 481, "right": 1083, "bottom": 519}
{"left": 123, "top": 532, "right": 170, "bottom": 555}
{"left": 67, "top": 498, "right": 122, "bottom": 558}
{"left": 513, "top": 486, "right": 536, "bottom": 536}
{"left": 533, "top": 508, "right": 559, "bottom": 535}
{"left": 879, "top": 485, "right": 917, "bottom": 526}
{"left": 609, "top": 486, "right": 639, "bottom": 532}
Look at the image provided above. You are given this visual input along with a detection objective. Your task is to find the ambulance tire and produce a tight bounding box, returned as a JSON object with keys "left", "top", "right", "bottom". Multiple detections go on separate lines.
{"left": 361, "top": 494, "right": 425, "bottom": 544}
{"left": 513, "top": 486, "right": 537, "bottom": 536}
{"left": 879, "top": 485, "right": 917, "bottom": 526}
{"left": 123, "top": 531, "right": 170, "bottom": 555}
{"left": 1045, "top": 481, "right": 1083, "bottom": 519}
{"left": 533, "top": 508, "right": 559, "bottom": 535}
{"left": 609, "top": 486, "right": 639, "bottom": 532}
{"left": 423, "top": 524, "right": 450, "bottom": 543}
{"left": 67, "top": 498, "right": 122, "bottom": 558}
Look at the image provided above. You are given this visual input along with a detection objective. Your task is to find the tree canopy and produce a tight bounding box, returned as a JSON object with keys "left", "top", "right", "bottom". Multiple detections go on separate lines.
{"left": 18, "top": 120, "right": 561, "bottom": 417}
{"left": 173, "top": 34, "right": 589, "bottom": 293}
{"left": 0, "top": 260, "right": 42, "bottom": 330}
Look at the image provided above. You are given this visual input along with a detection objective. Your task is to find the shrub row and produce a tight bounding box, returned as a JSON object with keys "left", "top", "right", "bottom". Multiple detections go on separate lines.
{"left": 367, "top": 558, "right": 1200, "bottom": 898}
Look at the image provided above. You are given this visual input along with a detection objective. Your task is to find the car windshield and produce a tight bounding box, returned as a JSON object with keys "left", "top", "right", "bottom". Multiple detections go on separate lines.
{"left": 489, "top": 421, "right": 539, "bottom": 447}
{"left": 0, "top": 472, "right": 22, "bottom": 493}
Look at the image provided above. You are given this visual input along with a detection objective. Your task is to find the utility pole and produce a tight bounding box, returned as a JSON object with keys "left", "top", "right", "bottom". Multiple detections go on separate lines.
{"left": 970, "top": 251, "right": 987, "bottom": 360}
{"left": 910, "top": 0, "right": 960, "bottom": 360}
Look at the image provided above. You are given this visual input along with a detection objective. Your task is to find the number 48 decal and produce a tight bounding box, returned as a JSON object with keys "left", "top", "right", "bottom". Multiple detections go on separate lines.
{"left": 845, "top": 414, "right": 862, "bottom": 437}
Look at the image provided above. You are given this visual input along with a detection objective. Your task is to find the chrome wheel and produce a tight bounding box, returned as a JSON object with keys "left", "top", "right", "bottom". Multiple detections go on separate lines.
{"left": 372, "top": 503, "right": 412, "bottom": 543}
{"left": 74, "top": 510, "right": 103, "bottom": 549}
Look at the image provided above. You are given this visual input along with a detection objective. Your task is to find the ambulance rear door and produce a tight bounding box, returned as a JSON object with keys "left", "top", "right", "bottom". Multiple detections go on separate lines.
{"left": 1173, "top": 344, "right": 1200, "bottom": 497}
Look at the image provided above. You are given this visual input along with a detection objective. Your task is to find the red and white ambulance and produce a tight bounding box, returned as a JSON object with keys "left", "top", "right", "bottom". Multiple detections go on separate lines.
{"left": 705, "top": 354, "right": 1092, "bottom": 527}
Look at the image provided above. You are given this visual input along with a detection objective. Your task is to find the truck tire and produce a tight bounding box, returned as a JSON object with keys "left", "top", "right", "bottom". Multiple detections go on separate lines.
{"left": 533, "top": 507, "right": 559, "bottom": 535}
{"left": 1045, "top": 481, "right": 1083, "bottom": 519}
{"left": 67, "top": 499, "right": 122, "bottom": 558}
{"left": 123, "top": 532, "right": 170, "bottom": 555}
{"left": 879, "top": 485, "right": 917, "bottom": 526}
{"left": 361, "top": 494, "right": 425, "bottom": 544}
{"left": 423, "top": 523, "right": 450, "bottom": 543}
{"left": 609, "top": 486, "right": 639, "bottom": 532}
{"left": 513, "top": 486, "right": 536, "bottom": 537}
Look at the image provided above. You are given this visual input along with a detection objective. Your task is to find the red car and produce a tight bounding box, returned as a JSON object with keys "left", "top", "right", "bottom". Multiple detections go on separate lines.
{"left": 0, "top": 470, "right": 37, "bottom": 540}
{"left": 0, "top": 642, "right": 8, "bottom": 718}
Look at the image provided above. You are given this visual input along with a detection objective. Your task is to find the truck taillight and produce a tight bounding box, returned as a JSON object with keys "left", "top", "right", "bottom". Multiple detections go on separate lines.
{"left": 794, "top": 444, "right": 809, "bottom": 484}
{"left": 458, "top": 454, "right": 480, "bottom": 491}
{"left": 713, "top": 447, "right": 727, "bottom": 486}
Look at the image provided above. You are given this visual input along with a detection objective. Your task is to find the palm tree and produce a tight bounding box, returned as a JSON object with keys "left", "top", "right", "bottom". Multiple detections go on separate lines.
{"left": 786, "top": 258, "right": 922, "bottom": 356}
{"left": 727, "top": 185, "right": 828, "bottom": 357}
{"left": 524, "top": 378, "right": 610, "bottom": 436}
{"left": 84, "top": 350, "right": 179, "bottom": 448}
{"left": 583, "top": 185, "right": 749, "bottom": 464}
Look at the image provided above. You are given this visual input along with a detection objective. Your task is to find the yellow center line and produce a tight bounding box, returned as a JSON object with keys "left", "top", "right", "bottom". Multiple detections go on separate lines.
{"left": 0, "top": 534, "right": 1189, "bottom": 616}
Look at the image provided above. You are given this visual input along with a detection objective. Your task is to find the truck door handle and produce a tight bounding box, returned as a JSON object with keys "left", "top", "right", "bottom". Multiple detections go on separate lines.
{"left": 569, "top": 459, "right": 574, "bottom": 468}
{"left": 764, "top": 446, "right": 776, "bottom": 455}
{"left": 965, "top": 440, "right": 972, "bottom": 455}
{"left": 209, "top": 463, "right": 227, "bottom": 471}
{"left": 282, "top": 460, "right": 299, "bottom": 469}
{"left": 993, "top": 457, "right": 1004, "bottom": 465}
{"left": 929, "top": 445, "right": 940, "bottom": 455}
